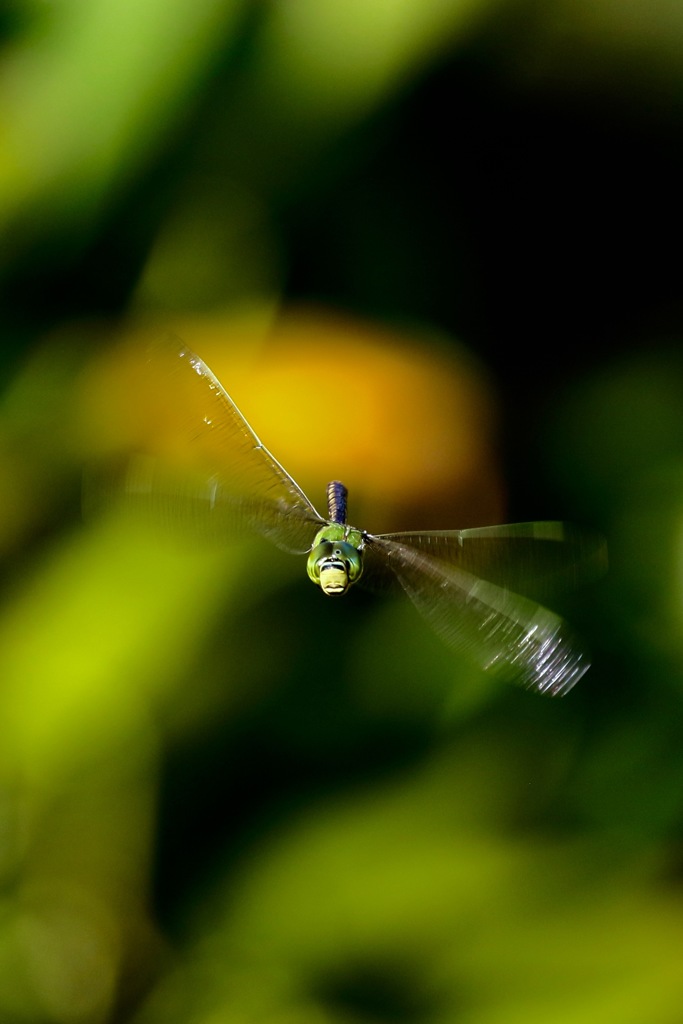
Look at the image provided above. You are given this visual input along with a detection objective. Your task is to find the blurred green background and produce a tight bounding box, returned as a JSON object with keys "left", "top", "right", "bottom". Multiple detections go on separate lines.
{"left": 1, "top": 1, "right": 683, "bottom": 1022}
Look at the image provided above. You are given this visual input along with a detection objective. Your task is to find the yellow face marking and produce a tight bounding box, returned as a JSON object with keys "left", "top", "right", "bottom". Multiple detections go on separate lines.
{"left": 319, "top": 563, "right": 349, "bottom": 595}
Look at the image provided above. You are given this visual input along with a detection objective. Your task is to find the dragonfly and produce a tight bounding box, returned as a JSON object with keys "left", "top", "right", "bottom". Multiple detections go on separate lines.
{"left": 111, "top": 345, "right": 605, "bottom": 696}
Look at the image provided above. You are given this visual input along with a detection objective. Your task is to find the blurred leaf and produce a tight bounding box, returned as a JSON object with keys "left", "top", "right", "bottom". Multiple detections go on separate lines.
{"left": 133, "top": 749, "right": 683, "bottom": 1024}
{"left": 0, "top": 0, "right": 246, "bottom": 244}
{"left": 258, "top": 0, "right": 495, "bottom": 121}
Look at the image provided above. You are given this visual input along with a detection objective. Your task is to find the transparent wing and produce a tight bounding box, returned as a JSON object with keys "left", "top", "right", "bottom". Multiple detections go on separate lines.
{"left": 365, "top": 534, "right": 590, "bottom": 695}
{"left": 86, "top": 344, "right": 326, "bottom": 555}
{"left": 369, "top": 522, "right": 607, "bottom": 602}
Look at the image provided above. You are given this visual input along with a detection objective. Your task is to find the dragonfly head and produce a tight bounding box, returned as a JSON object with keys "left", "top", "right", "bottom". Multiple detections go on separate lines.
{"left": 307, "top": 538, "right": 364, "bottom": 596}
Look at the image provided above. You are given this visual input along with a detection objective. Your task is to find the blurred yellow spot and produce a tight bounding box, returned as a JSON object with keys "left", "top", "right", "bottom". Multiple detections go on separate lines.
{"left": 76, "top": 306, "right": 503, "bottom": 531}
